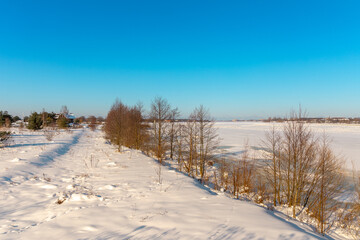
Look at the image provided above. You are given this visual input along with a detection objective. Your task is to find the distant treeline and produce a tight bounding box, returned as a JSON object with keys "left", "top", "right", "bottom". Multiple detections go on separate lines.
{"left": 0, "top": 107, "right": 105, "bottom": 130}
{"left": 263, "top": 117, "right": 360, "bottom": 124}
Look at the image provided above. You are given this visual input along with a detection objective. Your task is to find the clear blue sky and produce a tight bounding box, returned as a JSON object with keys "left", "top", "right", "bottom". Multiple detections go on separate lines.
{"left": 1, "top": 0, "right": 359, "bottom": 119}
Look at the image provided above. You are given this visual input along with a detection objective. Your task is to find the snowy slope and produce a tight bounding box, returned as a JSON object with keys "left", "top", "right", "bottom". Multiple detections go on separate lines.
{"left": 0, "top": 129, "right": 326, "bottom": 239}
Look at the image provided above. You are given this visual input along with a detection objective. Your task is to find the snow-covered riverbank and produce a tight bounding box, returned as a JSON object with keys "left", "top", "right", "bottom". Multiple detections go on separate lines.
{"left": 0, "top": 128, "right": 327, "bottom": 239}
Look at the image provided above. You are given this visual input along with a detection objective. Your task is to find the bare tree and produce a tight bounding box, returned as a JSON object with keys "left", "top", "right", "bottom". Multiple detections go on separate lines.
{"left": 263, "top": 125, "right": 282, "bottom": 206}
{"left": 184, "top": 118, "right": 197, "bottom": 176}
{"left": 175, "top": 124, "right": 186, "bottom": 171}
{"left": 60, "top": 105, "right": 69, "bottom": 116}
{"left": 193, "top": 105, "right": 219, "bottom": 183}
{"left": 263, "top": 108, "right": 319, "bottom": 218}
{"left": 310, "top": 134, "right": 344, "bottom": 235}
{"left": 105, "top": 100, "right": 149, "bottom": 153}
{"left": 104, "top": 100, "right": 128, "bottom": 152}
{"left": 149, "top": 97, "right": 171, "bottom": 164}
{"left": 168, "top": 108, "right": 180, "bottom": 160}
{"left": 239, "top": 143, "right": 255, "bottom": 194}
{"left": 281, "top": 109, "right": 317, "bottom": 218}
{"left": 126, "top": 103, "right": 149, "bottom": 150}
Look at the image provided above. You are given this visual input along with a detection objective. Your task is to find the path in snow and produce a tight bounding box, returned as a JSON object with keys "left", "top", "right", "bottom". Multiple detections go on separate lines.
{"left": 0, "top": 129, "right": 326, "bottom": 239}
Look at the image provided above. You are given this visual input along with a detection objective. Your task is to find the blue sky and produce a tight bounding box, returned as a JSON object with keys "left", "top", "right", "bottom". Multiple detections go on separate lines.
{"left": 1, "top": 0, "right": 359, "bottom": 119}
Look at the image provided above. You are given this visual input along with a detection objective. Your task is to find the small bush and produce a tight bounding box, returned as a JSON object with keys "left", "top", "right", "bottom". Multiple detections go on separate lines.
{"left": 0, "top": 131, "right": 11, "bottom": 147}
{"left": 44, "top": 129, "right": 56, "bottom": 141}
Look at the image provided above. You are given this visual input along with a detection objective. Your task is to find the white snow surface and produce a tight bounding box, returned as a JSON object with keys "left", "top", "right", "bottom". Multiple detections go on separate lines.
{"left": 215, "top": 122, "right": 360, "bottom": 171}
{"left": 0, "top": 129, "right": 327, "bottom": 239}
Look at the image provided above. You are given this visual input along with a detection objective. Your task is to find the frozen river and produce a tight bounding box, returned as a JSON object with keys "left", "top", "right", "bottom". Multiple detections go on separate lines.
{"left": 215, "top": 121, "right": 360, "bottom": 171}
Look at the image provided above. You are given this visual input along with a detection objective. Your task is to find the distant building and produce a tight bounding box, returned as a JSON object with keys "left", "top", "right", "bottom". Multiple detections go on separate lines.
{"left": 66, "top": 113, "right": 76, "bottom": 123}
{"left": 55, "top": 113, "right": 76, "bottom": 123}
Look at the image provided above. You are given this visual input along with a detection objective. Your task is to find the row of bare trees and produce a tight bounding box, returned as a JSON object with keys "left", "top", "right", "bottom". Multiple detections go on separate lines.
{"left": 104, "top": 100, "right": 149, "bottom": 152}
{"left": 104, "top": 100, "right": 355, "bottom": 236}
{"left": 105, "top": 97, "right": 220, "bottom": 183}
{"left": 261, "top": 110, "right": 346, "bottom": 234}
{"left": 148, "top": 97, "right": 219, "bottom": 183}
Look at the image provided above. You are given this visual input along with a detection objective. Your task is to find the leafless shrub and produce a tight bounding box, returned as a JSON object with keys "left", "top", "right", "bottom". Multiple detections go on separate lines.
{"left": 43, "top": 129, "right": 56, "bottom": 141}
{"left": 218, "top": 158, "right": 230, "bottom": 192}
{"left": 66, "top": 128, "right": 73, "bottom": 134}
{"left": 254, "top": 170, "right": 268, "bottom": 204}
{"left": 84, "top": 154, "right": 99, "bottom": 169}
{"left": 43, "top": 173, "right": 51, "bottom": 182}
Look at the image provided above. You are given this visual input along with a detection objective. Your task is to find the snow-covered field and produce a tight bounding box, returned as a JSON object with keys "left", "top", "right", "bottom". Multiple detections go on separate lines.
{"left": 215, "top": 122, "right": 360, "bottom": 171}
{"left": 0, "top": 128, "right": 329, "bottom": 239}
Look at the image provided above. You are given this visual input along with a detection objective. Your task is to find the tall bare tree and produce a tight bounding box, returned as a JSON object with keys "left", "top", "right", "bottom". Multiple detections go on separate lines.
{"left": 193, "top": 105, "right": 219, "bottom": 183}
{"left": 263, "top": 125, "right": 282, "bottom": 206}
{"left": 263, "top": 108, "right": 319, "bottom": 218}
{"left": 175, "top": 124, "right": 186, "bottom": 171}
{"left": 168, "top": 108, "right": 180, "bottom": 160}
{"left": 60, "top": 105, "right": 69, "bottom": 116}
{"left": 105, "top": 100, "right": 128, "bottom": 152}
{"left": 132, "top": 102, "right": 149, "bottom": 150}
{"left": 311, "top": 134, "right": 344, "bottom": 234}
{"left": 149, "top": 97, "right": 171, "bottom": 164}
{"left": 184, "top": 118, "right": 197, "bottom": 176}
{"left": 281, "top": 109, "right": 317, "bottom": 218}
